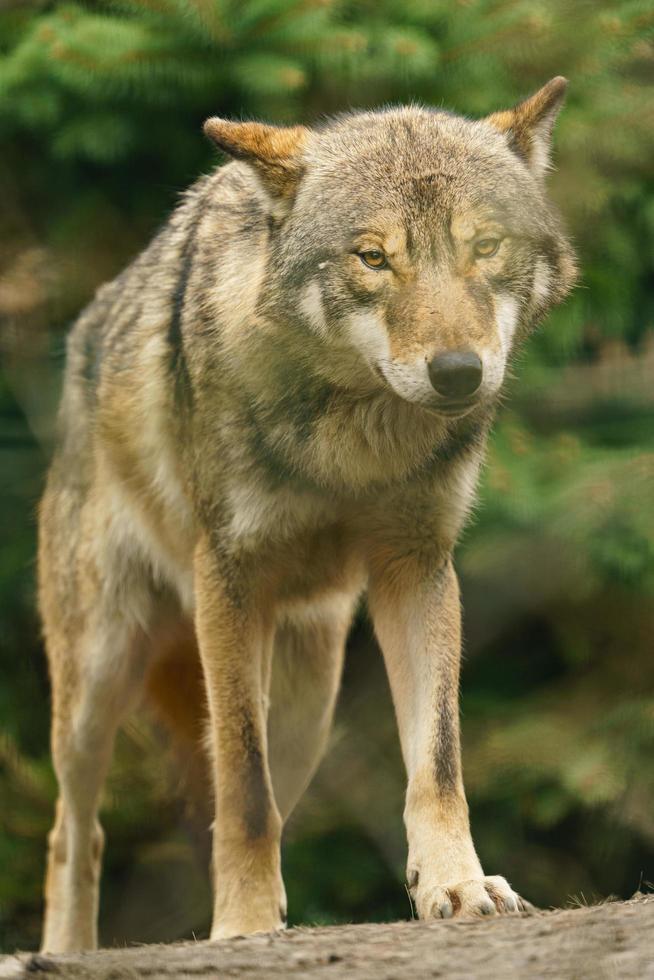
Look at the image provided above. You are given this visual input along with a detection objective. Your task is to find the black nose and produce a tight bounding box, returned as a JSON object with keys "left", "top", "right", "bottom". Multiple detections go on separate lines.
{"left": 428, "top": 351, "right": 483, "bottom": 399}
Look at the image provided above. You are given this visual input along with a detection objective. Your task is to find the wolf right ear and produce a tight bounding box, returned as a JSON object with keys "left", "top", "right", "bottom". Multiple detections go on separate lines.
{"left": 485, "top": 77, "right": 568, "bottom": 180}
{"left": 204, "top": 118, "right": 309, "bottom": 212}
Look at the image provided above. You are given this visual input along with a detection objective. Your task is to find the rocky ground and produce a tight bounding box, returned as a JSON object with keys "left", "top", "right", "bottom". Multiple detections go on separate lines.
{"left": 1, "top": 894, "right": 652, "bottom": 980}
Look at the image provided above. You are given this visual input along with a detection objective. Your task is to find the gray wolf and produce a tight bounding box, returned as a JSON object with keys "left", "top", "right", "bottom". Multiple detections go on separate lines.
{"left": 38, "top": 77, "right": 576, "bottom": 951}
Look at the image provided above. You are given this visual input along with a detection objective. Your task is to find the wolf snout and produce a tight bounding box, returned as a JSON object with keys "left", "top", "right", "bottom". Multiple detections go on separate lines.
{"left": 428, "top": 351, "right": 483, "bottom": 399}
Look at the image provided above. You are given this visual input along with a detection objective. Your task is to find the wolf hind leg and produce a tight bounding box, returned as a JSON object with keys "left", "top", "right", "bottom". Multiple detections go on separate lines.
{"left": 42, "top": 618, "right": 148, "bottom": 954}
{"left": 268, "top": 595, "right": 357, "bottom": 823}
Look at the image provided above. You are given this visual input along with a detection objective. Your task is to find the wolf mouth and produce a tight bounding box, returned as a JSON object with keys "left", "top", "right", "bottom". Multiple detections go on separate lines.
{"left": 432, "top": 398, "right": 479, "bottom": 418}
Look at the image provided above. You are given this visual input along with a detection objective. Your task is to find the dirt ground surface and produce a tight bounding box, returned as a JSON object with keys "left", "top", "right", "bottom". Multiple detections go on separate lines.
{"left": 1, "top": 894, "right": 652, "bottom": 980}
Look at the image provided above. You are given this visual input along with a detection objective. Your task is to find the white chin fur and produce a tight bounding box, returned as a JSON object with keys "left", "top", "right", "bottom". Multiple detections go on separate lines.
{"left": 495, "top": 294, "right": 520, "bottom": 358}
{"left": 345, "top": 310, "right": 391, "bottom": 362}
{"left": 299, "top": 280, "right": 328, "bottom": 337}
{"left": 344, "top": 311, "right": 436, "bottom": 405}
{"left": 480, "top": 293, "right": 520, "bottom": 391}
{"left": 378, "top": 358, "right": 436, "bottom": 406}
{"left": 531, "top": 258, "right": 552, "bottom": 309}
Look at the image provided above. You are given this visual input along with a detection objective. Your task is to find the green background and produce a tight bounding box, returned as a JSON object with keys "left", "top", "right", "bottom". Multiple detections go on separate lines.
{"left": 1, "top": 0, "right": 653, "bottom": 951}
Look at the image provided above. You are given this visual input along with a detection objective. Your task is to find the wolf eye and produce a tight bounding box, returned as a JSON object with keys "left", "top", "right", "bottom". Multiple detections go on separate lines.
{"left": 474, "top": 238, "right": 501, "bottom": 259}
{"left": 359, "top": 250, "right": 387, "bottom": 270}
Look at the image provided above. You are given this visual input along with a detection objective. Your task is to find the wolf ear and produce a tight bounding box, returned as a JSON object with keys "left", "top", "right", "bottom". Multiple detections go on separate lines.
{"left": 203, "top": 118, "right": 309, "bottom": 209}
{"left": 485, "top": 76, "right": 568, "bottom": 180}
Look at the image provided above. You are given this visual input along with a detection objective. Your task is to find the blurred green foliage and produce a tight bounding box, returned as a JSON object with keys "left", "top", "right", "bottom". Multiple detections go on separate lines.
{"left": 1, "top": 0, "right": 653, "bottom": 952}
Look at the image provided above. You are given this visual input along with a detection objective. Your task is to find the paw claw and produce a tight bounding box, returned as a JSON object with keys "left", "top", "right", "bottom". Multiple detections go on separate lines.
{"left": 418, "top": 875, "right": 523, "bottom": 921}
{"left": 428, "top": 887, "right": 454, "bottom": 919}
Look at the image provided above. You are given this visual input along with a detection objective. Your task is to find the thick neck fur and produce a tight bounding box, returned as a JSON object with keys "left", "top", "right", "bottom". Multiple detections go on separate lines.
{"left": 215, "top": 318, "right": 489, "bottom": 497}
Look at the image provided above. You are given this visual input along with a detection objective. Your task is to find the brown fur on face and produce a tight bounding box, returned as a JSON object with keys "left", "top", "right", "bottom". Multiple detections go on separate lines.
{"left": 39, "top": 80, "right": 575, "bottom": 952}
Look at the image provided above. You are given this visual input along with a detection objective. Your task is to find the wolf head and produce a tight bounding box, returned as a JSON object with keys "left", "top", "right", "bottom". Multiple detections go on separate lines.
{"left": 204, "top": 79, "right": 576, "bottom": 419}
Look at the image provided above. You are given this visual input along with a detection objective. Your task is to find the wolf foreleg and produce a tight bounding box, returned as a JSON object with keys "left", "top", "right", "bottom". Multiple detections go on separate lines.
{"left": 42, "top": 617, "right": 146, "bottom": 952}
{"left": 194, "top": 537, "right": 286, "bottom": 939}
{"left": 368, "top": 554, "right": 522, "bottom": 919}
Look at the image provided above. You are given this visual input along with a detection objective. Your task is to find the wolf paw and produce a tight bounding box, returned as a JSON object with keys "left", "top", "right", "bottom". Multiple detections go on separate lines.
{"left": 210, "top": 888, "right": 287, "bottom": 940}
{"left": 210, "top": 912, "right": 286, "bottom": 941}
{"left": 413, "top": 874, "right": 523, "bottom": 920}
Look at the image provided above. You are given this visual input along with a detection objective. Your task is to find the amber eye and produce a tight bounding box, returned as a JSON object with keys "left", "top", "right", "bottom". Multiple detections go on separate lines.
{"left": 359, "top": 249, "right": 387, "bottom": 270}
{"left": 474, "top": 238, "right": 501, "bottom": 259}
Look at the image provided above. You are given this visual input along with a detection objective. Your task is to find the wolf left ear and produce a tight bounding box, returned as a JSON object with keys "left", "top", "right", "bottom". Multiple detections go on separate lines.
{"left": 203, "top": 118, "right": 309, "bottom": 209}
{"left": 485, "top": 76, "right": 568, "bottom": 180}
